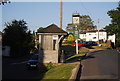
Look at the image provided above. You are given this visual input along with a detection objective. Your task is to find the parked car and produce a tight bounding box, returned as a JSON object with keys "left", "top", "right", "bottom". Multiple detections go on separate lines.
{"left": 85, "top": 41, "right": 98, "bottom": 46}
{"left": 79, "top": 41, "right": 86, "bottom": 46}
{"left": 26, "top": 54, "right": 39, "bottom": 69}
{"left": 71, "top": 42, "right": 83, "bottom": 46}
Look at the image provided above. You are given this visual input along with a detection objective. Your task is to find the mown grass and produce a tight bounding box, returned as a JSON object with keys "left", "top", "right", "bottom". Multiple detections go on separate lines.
{"left": 92, "top": 46, "right": 111, "bottom": 50}
{"left": 66, "top": 54, "right": 86, "bottom": 61}
{"left": 40, "top": 63, "right": 77, "bottom": 81}
{"left": 78, "top": 47, "right": 89, "bottom": 53}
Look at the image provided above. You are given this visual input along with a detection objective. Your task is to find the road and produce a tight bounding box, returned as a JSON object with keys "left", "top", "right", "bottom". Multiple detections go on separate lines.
{"left": 0, "top": 42, "right": 1, "bottom": 80}
{"left": 77, "top": 50, "right": 119, "bottom": 81}
{"left": 2, "top": 55, "right": 46, "bottom": 81}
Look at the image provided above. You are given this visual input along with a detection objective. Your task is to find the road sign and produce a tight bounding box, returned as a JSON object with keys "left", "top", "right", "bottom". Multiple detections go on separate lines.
{"left": 74, "top": 30, "right": 79, "bottom": 54}
{"left": 74, "top": 30, "right": 79, "bottom": 40}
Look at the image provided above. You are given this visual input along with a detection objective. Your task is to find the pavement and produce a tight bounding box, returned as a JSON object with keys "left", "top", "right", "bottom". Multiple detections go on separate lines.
{"left": 76, "top": 50, "right": 119, "bottom": 81}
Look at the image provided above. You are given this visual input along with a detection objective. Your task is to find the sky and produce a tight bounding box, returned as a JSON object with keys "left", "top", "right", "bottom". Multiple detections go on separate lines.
{"left": 0, "top": 1, "right": 119, "bottom": 32}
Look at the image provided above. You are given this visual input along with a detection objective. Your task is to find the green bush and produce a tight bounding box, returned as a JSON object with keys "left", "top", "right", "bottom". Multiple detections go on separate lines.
{"left": 116, "top": 37, "right": 120, "bottom": 47}
{"left": 99, "top": 40, "right": 104, "bottom": 44}
{"left": 66, "top": 41, "right": 74, "bottom": 44}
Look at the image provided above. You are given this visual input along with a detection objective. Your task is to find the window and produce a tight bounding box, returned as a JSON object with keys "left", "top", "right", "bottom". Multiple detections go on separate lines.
{"left": 83, "top": 34, "right": 86, "bottom": 37}
{"left": 93, "top": 37, "right": 96, "bottom": 39}
{"left": 53, "top": 40, "right": 56, "bottom": 50}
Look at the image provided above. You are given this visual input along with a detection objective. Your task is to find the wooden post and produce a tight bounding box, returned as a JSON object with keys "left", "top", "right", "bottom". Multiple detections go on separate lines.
{"left": 60, "top": 0, "right": 62, "bottom": 29}
{"left": 60, "top": 50, "right": 65, "bottom": 63}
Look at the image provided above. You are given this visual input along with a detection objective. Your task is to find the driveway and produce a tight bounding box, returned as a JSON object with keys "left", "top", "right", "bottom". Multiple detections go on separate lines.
{"left": 2, "top": 55, "right": 46, "bottom": 81}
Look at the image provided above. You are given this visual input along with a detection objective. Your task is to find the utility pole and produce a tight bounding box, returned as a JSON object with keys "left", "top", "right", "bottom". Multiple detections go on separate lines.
{"left": 60, "top": 0, "right": 62, "bottom": 29}
{"left": 98, "top": 18, "right": 100, "bottom": 45}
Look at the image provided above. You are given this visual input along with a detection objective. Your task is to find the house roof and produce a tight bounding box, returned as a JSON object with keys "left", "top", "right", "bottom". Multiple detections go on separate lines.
{"left": 80, "top": 32, "right": 86, "bottom": 34}
{"left": 79, "top": 30, "right": 106, "bottom": 34}
{"left": 37, "top": 24, "right": 67, "bottom": 35}
{"left": 38, "top": 24, "right": 67, "bottom": 33}
{"left": 86, "top": 30, "right": 106, "bottom": 32}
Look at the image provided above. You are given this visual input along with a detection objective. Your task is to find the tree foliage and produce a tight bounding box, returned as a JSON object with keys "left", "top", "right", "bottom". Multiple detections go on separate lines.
{"left": 104, "top": 2, "right": 120, "bottom": 47}
{"left": 2, "top": 20, "right": 35, "bottom": 57}
{"left": 37, "top": 27, "right": 44, "bottom": 32}
{"left": 66, "top": 15, "right": 96, "bottom": 33}
{"left": 35, "top": 27, "right": 44, "bottom": 49}
{"left": 79, "top": 15, "right": 96, "bottom": 31}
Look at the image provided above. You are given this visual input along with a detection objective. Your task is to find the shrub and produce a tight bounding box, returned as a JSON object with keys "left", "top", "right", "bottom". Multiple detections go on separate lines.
{"left": 116, "top": 37, "right": 120, "bottom": 47}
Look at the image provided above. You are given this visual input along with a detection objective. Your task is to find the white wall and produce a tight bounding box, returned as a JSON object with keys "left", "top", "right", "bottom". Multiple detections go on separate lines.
{"left": 97, "top": 32, "right": 107, "bottom": 42}
{"left": 80, "top": 31, "right": 107, "bottom": 42}
{"left": 79, "top": 34, "right": 86, "bottom": 39}
{"left": 86, "top": 32, "right": 97, "bottom": 41}
{"left": 108, "top": 34, "right": 115, "bottom": 44}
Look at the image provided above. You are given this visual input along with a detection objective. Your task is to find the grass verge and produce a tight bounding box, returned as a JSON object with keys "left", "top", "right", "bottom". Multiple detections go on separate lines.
{"left": 66, "top": 54, "right": 85, "bottom": 61}
{"left": 78, "top": 47, "right": 89, "bottom": 53}
{"left": 89, "top": 46, "right": 112, "bottom": 51}
{"left": 40, "top": 63, "right": 77, "bottom": 81}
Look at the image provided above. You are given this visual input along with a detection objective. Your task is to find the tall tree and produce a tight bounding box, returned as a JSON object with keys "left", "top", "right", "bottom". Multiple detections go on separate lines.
{"left": 66, "top": 15, "right": 96, "bottom": 33}
{"left": 79, "top": 15, "right": 96, "bottom": 31}
{"left": 37, "top": 27, "right": 44, "bottom": 32}
{"left": 2, "top": 20, "right": 35, "bottom": 57}
{"left": 104, "top": 2, "right": 120, "bottom": 47}
{"left": 35, "top": 27, "right": 44, "bottom": 49}
{"left": 0, "top": 0, "right": 10, "bottom": 5}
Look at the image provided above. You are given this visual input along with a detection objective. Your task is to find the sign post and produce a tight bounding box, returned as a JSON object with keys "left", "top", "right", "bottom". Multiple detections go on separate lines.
{"left": 75, "top": 39, "right": 78, "bottom": 54}
{"left": 74, "top": 28, "right": 79, "bottom": 54}
{"left": 72, "top": 11, "right": 80, "bottom": 54}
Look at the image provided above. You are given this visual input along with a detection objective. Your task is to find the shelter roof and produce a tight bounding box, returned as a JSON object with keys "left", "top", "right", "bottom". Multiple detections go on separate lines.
{"left": 37, "top": 24, "right": 67, "bottom": 34}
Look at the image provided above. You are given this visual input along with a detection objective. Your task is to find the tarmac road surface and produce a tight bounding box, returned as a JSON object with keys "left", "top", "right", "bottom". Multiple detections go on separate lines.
{"left": 78, "top": 50, "right": 119, "bottom": 81}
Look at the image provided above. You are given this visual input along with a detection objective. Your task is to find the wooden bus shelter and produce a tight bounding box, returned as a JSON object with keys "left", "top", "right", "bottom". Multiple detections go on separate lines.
{"left": 37, "top": 24, "right": 67, "bottom": 63}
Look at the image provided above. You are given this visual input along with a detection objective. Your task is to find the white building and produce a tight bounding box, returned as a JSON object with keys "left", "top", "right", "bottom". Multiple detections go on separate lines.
{"left": 79, "top": 32, "right": 86, "bottom": 41}
{"left": 108, "top": 34, "right": 115, "bottom": 45}
{"left": 79, "top": 30, "right": 107, "bottom": 42}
